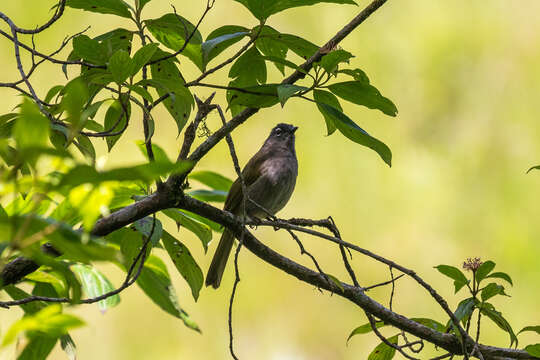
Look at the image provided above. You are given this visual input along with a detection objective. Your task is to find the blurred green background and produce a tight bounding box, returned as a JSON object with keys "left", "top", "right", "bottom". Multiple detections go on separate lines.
{"left": 1, "top": 0, "right": 540, "bottom": 359}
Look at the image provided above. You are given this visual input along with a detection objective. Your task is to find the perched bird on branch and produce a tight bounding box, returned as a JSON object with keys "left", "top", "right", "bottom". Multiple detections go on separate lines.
{"left": 205, "top": 123, "right": 299, "bottom": 288}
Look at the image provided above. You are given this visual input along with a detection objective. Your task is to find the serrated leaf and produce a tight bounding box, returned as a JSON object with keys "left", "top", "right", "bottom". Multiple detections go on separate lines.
{"left": 329, "top": 81, "right": 398, "bottom": 116}
{"left": 475, "top": 260, "right": 495, "bottom": 283}
{"left": 161, "top": 230, "right": 203, "bottom": 301}
{"left": 318, "top": 104, "right": 392, "bottom": 166}
{"left": 162, "top": 209, "right": 212, "bottom": 252}
{"left": 145, "top": 14, "right": 203, "bottom": 70}
{"left": 71, "top": 264, "right": 120, "bottom": 312}
{"left": 234, "top": 0, "right": 356, "bottom": 21}
{"left": 108, "top": 50, "right": 133, "bottom": 84}
{"left": 66, "top": 0, "right": 132, "bottom": 18}
{"left": 136, "top": 255, "right": 200, "bottom": 332}
{"left": 189, "top": 171, "right": 233, "bottom": 191}
{"left": 313, "top": 89, "right": 341, "bottom": 135}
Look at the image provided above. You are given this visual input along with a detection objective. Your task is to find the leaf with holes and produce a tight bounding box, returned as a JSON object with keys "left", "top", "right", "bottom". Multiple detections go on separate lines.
{"left": 161, "top": 231, "right": 203, "bottom": 301}
{"left": 66, "top": 0, "right": 132, "bottom": 18}
{"left": 145, "top": 14, "right": 203, "bottom": 70}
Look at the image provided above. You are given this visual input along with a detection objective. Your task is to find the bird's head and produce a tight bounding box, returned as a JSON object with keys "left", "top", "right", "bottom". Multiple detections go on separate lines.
{"left": 264, "top": 123, "right": 298, "bottom": 150}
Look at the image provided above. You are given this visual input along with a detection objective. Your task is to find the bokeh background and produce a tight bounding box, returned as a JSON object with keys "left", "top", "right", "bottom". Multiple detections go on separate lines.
{"left": 1, "top": 0, "right": 540, "bottom": 359}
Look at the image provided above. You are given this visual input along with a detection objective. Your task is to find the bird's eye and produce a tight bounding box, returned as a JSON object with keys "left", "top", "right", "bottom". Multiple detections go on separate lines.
{"left": 275, "top": 128, "right": 282, "bottom": 136}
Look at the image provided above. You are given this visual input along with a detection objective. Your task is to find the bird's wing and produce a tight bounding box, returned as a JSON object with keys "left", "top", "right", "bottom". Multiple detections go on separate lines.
{"left": 224, "top": 149, "right": 268, "bottom": 213}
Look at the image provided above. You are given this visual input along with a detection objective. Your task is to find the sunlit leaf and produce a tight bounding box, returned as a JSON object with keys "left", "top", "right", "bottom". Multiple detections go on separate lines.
{"left": 108, "top": 50, "right": 133, "bottom": 84}
{"left": 130, "top": 43, "right": 159, "bottom": 76}
{"left": 367, "top": 334, "right": 398, "bottom": 360}
{"left": 347, "top": 321, "right": 386, "bottom": 344}
{"left": 71, "top": 264, "right": 120, "bottom": 312}
{"left": 319, "top": 49, "right": 353, "bottom": 73}
{"left": 202, "top": 26, "right": 249, "bottom": 69}
{"left": 189, "top": 170, "right": 233, "bottom": 191}
{"left": 525, "top": 344, "right": 540, "bottom": 357}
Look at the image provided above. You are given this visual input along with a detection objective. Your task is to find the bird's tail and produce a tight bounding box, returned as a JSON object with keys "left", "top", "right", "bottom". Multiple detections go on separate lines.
{"left": 205, "top": 229, "right": 234, "bottom": 289}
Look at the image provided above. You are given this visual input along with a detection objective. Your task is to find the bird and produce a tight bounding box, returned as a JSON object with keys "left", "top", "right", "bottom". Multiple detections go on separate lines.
{"left": 205, "top": 123, "right": 299, "bottom": 289}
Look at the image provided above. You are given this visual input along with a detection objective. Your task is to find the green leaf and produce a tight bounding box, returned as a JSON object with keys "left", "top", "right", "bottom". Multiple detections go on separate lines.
{"left": 234, "top": 0, "right": 356, "bottom": 21}
{"left": 94, "top": 28, "right": 133, "bottom": 58}
{"left": 481, "top": 304, "right": 518, "bottom": 347}
{"left": 133, "top": 217, "right": 163, "bottom": 247}
{"left": 265, "top": 33, "right": 319, "bottom": 59}
{"left": 72, "top": 35, "right": 107, "bottom": 65}
{"left": 149, "top": 49, "right": 194, "bottom": 134}
{"left": 410, "top": 318, "right": 446, "bottom": 333}
{"left": 145, "top": 14, "right": 203, "bottom": 70}
{"left": 475, "top": 260, "right": 495, "bottom": 283}
{"left": 202, "top": 27, "right": 249, "bottom": 69}
{"left": 435, "top": 264, "right": 469, "bottom": 293}
{"left": 181, "top": 210, "right": 223, "bottom": 233}
{"left": 328, "top": 81, "right": 398, "bottom": 116}
{"left": 108, "top": 50, "right": 133, "bottom": 84}
{"left": 71, "top": 264, "right": 120, "bottom": 312}
{"left": 325, "top": 274, "right": 344, "bottom": 292}
{"left": 15, "top": 99, "right": 50, "bottom": 154}
{"left": 136, "top": 255, "right": 200, "bottom": 332}
{"left": 189, "top": 170, "right": 233, "bottom": 191}
{"left": 2, "top": 304, "right": 85, "bottom": 346}
{"left": 136, "top": 0, "right": 152, "bottom": 11}
{"left": 256, "top": 26, "right": 288, "bottom": 74}
{"left": 319, "top": 49, "right": 353, "bottom": 73}
{"left": 481, "top": 282, "right": 508, "bottom": 302}
{"left": 161, "top": 230, "right": 203, "bottom": 301}
{"left": 162, "top": 209, "right": 212, "bottom": 252}
{"left": 229, "top": 47, "right": 267, "bottom": 83}
{"left": 17, "top": 335, "right": 57, "bottom": 360}
{"left": 525, "top": 344, "right": 540, "bottom": 357}
{"left": 338, "top": 68, "right": 370, "bottom": 83}
{"left": 3, "top": 285, "right": 47, "bottom": 314}
{"left": 527, "top": 165, "right": 540, "bottom": 173}
{"left": 486, "top": 272, "right": 513, "bottom": 286}
{"left": 136, "top": 140, "right": 170, "bottom": 163}
{"left": 131, "top": 43, "right": 159, "bottom": 76}
{"left": 25, "top": 271, "right": 67, "bottom": 297}
{"left": 58, "top": 160, "right": 192, "bottom": 188}
{"left": 318, "top": 104, "right": 392, "bottom": 166}
{"left": 187, "top": 189, "right": 228, "bottom": 203}
{"left": 347, "top": 321, "right": 386, "bottom": 343}
{"left": 229, "top": 84, "right": 280, "bottom": 108}
{"left": 44, "top": 85, "right": 64, "bottom": 104}
{"left": 104, "top": 95, "right": 131, "bottom": 151}
{"left": 313, "top": 89, "right": 341, "bottom": 135}
{"left": 367, "top": 334, "right": 398, "bottom": 360}
{"left": 277, "top": 84, "right": 308, "bottom": 106}
{"left": 66, "top": 0, "right": 132, "bottom": 18}
{"left": 127, "top": 84, "right": 153, "bottom": 102}
{"left": 519, "top": 326, "right": 540, "bottom": 336}
{"left": 74, "top": 135, "right": 96, "bottom": 163}
{"left": 454, "top": 297, "right": 476, "bottom": 325}
{"left": 260, "top": 55, "right": 308, "bottom": 75}
{"left": 60, "top": 334, "right": 77, "bottom": 360}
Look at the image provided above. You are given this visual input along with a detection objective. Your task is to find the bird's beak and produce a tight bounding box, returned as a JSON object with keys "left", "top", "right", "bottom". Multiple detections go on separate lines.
{"left": 292, "top": 126, "right": 298, "bottom": 133}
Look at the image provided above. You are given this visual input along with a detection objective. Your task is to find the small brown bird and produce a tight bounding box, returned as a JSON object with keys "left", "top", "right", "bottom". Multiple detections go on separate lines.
{"left": 205, "top": 123, "right": 299, "bottom": 288}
